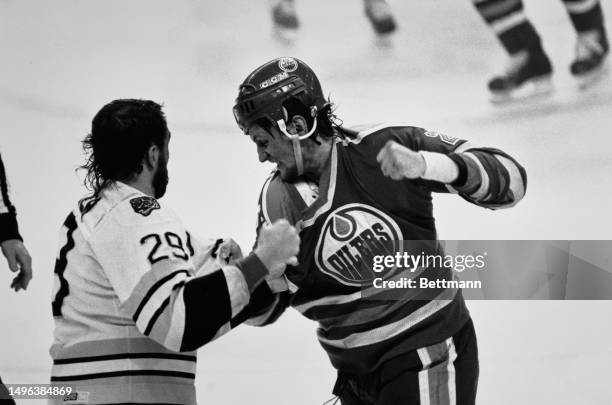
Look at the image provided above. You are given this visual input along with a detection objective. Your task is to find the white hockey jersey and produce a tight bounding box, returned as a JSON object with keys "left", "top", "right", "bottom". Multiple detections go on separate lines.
{"left": 50, "top": 182, "right": 269, "bottom": 404}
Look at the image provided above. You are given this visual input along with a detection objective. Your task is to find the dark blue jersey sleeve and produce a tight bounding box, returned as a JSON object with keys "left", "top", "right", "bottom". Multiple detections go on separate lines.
{"left": 359, "top": 125, "right": 527, "bottom": 210}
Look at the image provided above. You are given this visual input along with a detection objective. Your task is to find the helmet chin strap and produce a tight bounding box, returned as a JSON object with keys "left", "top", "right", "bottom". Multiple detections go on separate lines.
{"left": 276, "top": 117, "right": 318, "bottom": 177}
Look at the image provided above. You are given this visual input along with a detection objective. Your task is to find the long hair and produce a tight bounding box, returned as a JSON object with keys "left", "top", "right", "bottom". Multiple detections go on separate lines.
{"left": 80, "top": 99, "right": 168, "bottom": 200}
{"left": 256, "top": 95, "right": 355, "bottom": 142}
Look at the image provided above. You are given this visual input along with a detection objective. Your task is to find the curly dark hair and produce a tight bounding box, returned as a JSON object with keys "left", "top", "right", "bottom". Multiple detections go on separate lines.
{"left": 80, "top": 99, "right": 168, "bottom": 199}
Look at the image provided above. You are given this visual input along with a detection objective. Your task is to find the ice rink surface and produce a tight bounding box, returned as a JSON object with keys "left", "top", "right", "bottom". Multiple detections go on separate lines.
{"left": 1, "top": 0, "right": 612, "bottom": 403}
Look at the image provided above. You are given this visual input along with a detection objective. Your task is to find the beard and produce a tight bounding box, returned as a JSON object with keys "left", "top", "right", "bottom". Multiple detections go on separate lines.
{"left": 153, "top": 158, "right": 169, "bottom": 198}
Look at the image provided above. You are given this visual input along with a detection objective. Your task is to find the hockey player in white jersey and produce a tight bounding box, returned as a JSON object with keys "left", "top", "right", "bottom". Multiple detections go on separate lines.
{"left": 50, "top": 99, "right": 300, "bottom": 404}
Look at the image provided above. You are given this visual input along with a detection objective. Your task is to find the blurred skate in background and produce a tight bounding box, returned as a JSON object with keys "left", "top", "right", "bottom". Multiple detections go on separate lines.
{"left": 472, "top": 0, "right": 609, "bottom": 103}
{"left": 271, "top": 0, "right": 397, "bottom": 41}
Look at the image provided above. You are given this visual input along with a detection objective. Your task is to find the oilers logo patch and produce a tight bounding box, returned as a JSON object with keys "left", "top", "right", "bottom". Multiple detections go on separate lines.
{"left": 130, "top": 196, "right": 160, "bottom": 217}
{"left": 424, "top": 130, "right": 460, "bottom": 146}
{"left": 278, "top": 57, "right": 298, "bottom": 72}
{"left": 315, "top": 203, "right": 403, "bottom": 286}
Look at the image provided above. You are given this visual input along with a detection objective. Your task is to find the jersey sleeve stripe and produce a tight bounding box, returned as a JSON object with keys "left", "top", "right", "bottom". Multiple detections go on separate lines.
{"left": 131, "top": 271, "right": 190, "bottom": 334}
{"left": 447, "top": 145, "right": 526, "bottom": 208}
{"left": 260, "top": 294, "right": 291, "bottom": 325}
{"left": 210, "top": 322, "right": 232, "bottom": 341}
{"left": 144, "top": 296, "right": 171, "bottom": 336}
{"left": 131, "top": 269, "right": 190, "bottom": 323}
{"left": 449, "top": 153, "right": 481, "bottom": 194}
{"left": 472, "top": 153, "right": 502, "bottom": 201}
{"left": 460, "top": 153, "right": 491, "bottom": 200}
{"left": 146, "top": 282, "right": 191, "bottom": 348}
{"left": 495, "top": 154, "right": 526, "bottom": 207}
{"left": 245, "top": 295, "right": 281, "bottom": 326}
{"left": 180, "top": 270, "right": 232, "bottom": 351}
{"left": 470, "top": 151, "right": 509, "bottom": 202}
{"left": 163, "top": 288, "right": 187, "bottom": 351}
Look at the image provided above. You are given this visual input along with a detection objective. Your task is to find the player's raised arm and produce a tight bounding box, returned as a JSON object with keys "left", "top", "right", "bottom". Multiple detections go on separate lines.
{"left": 376, "top": 126, "right": 527, "bottom": 209}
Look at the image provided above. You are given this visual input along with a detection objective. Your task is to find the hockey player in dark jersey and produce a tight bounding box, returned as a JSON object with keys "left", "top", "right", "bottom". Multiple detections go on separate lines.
{"left": 233, "top": 57, "right": 527, "bottom": 404}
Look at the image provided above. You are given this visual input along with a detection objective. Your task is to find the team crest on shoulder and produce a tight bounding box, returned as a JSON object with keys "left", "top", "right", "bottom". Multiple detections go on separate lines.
{"left": 424, "top": 130, "right": 460, "bottom": 146}
{"left": 315, "top": 203, "right": 403, "bottom": 286}
{"left": 130, "top": 196, "right": 160, "bottom": 217}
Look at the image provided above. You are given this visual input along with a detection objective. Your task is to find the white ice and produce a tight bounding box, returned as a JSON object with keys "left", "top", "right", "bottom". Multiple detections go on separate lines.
{"left": 0, "top": 0, "right": 611, "bottom": 404}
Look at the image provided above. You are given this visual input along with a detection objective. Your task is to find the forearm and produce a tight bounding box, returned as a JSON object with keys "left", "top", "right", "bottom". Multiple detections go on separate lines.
{"left": 419, "top": 151, "right": 460, "bottom": 184}
{"left": 234, "top": 282, "right": 291, "bottom": 327}
{"left": 0, "top": 212, "right": 21, "bottom": 243}
{"left": 0, "top": 153, "right": 21, "bottom": 242}
{"left": 179, "top": 253, "right": 269, "bottom": 350}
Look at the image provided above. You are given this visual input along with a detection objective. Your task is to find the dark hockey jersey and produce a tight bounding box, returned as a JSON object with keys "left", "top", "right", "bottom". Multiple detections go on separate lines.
{"left": 251, "top": 123, "right": 527, "bottom": 374}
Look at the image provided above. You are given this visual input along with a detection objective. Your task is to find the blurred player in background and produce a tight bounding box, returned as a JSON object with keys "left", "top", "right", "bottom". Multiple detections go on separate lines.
{"left": 0, "top": 152, "right": 31, "bottom": 405}
{"left": 271, "top": 0, "right": 396, "bottom": 36}
{"left": 233, "top": 57, "right": 527, "bottom": 404}
{"left": 472, "top": 0, "right": 609, "bottom": 102}
{"left": 49, "top": 99, "right": 300, "bottom": 404}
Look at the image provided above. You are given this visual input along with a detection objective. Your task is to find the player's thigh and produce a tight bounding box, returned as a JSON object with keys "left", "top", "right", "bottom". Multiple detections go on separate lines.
{"left": 378, "top": 319, "right": 479, "bottom": 405}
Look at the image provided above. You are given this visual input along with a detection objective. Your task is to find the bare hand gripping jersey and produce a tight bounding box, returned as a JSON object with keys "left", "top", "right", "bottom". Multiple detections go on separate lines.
{"left": 252, "top": 124, "right": 527, "bottom": 374}
{"left": 51, "top": 182, "right": 269, "bottom": 404}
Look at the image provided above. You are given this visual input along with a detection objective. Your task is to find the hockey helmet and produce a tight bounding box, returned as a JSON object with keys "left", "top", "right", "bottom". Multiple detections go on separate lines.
{"left": 233, "top": 57, "right": 326, "bottom": 136}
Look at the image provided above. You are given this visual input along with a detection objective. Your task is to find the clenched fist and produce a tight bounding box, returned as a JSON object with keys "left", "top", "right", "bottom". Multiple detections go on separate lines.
{"left": 255, "top": 219, "right": 300, "bottom": 278}
{"left": 376, "top": 140, "right": 426, "bottom": 180}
